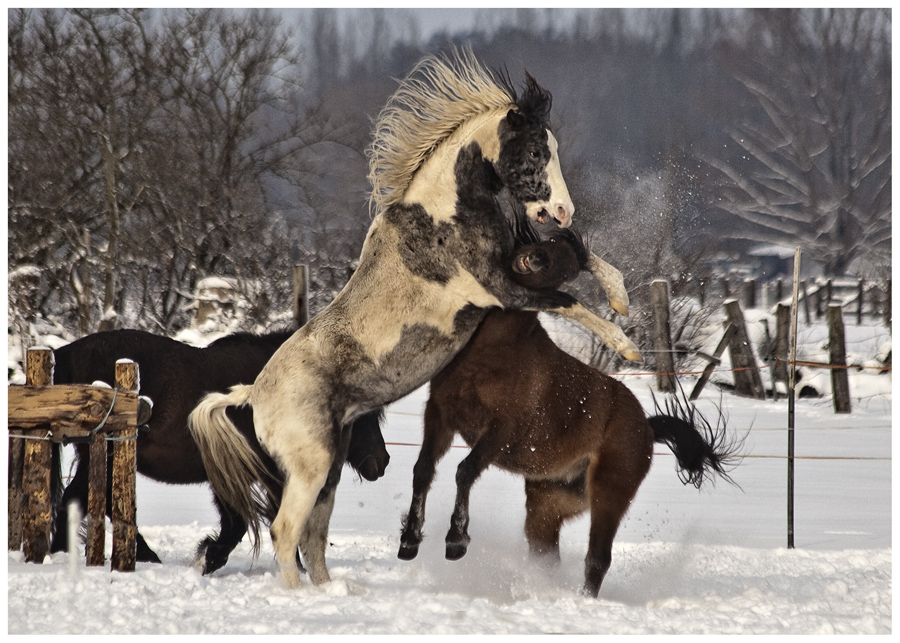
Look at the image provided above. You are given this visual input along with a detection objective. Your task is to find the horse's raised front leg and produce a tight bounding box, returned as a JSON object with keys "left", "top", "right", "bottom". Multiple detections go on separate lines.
{"left": 588, "top": 253, "right": 629, "bottom": 317}
{"left": 552, "top": 301, "right": 642, "bottom": 362}
{"left": 399, "top": 400, "right": 455, "bottom": 560}
{"left": 445, "top": 423, "right": 505, "bottom": 561}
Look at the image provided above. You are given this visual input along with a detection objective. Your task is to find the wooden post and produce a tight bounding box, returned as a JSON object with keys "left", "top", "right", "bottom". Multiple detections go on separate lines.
{"left": 723, "top": 299, "right": 766, "bottom": 399}
{"left": 885, "top": 279, "right": 892, "bottom": 329}
{"left": 827, "top": 304, "right": 851, "bottom": 414}
{"left": 650, "top": 279, "right": 675, "bottom": 393}
{"left": 110, "top": 360, "right": 139, "bottom": 572}
{"left": 799, "top": 280, "right": 811, "bottom": 324}
{"left": 86, "top": 430, "right": 107, "bottom": 566}
{"left": 856, "top": 279, "right": 864, "bottom": 326}
{"left": 8, "top": 429, "right": 25, "bottom": 551}
{"left": 21, "top": 348, "right": 54, "bottom": 563}
{"left": 776, "top": 278, "right": 784, "bottom": 304}
{"left": 743, "top": 278, "right": 756, "bottom": 309}
{"left": 814, "top": 282, "right": 823, "bottom": 319}
{"left": 773, "top": 303, "right": 791, "bottom": 386}
{"left": 292, "top": 265, "right": 309, "bottom": 329}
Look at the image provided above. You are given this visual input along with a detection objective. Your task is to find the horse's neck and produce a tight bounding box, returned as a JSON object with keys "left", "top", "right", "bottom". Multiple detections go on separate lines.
{"left": 400, "top": 109, "right": 506, "bottom": 222}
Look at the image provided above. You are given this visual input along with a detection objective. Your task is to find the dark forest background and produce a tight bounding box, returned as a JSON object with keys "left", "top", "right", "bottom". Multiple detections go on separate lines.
{"left": 8, "top": 8, "right": 891, "bottom": 343}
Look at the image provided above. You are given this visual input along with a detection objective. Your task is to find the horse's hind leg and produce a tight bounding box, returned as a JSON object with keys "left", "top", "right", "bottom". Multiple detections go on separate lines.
{"left": 270, "top": 469, "right": 328, "bottom": 589}
{"left": 399, "top": 400, "right": 455, "bottom": 560}
{"left": 298, "top": 433, "right": 348, "bottom": 586}
{"left": 50, "top": 446, "right": 89, "bottom": 554}
{"left": 582, "top": 430, "right": 652, "bottom": 597}
{"left": 524, "top": 474, "right": 589, "bottom": 562}
{"left": 195, "top": 494, "right": 248, "bottom": 575}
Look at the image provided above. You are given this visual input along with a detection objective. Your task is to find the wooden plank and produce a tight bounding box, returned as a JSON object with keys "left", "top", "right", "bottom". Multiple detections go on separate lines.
{"left": 111, "top": 360, "right": 138, "bottom": 572}
{"left": 690, "top": 324, "right": 736, "bottom": 400}
{"left": 8, "top": 385, "right": 139, "bottom": 437}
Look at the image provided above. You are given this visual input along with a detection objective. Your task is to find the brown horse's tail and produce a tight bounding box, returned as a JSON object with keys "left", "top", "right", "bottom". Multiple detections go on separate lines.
{"left": 188, "top": 385, "right": 278, "bottom": 557}
{"left": 648, "top": 391, "right": 743, "bottom": 489}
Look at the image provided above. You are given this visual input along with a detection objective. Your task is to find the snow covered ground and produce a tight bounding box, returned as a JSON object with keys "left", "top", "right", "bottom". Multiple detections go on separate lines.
{"left": 7, "top": 318, "right": 892, "bottom": 634}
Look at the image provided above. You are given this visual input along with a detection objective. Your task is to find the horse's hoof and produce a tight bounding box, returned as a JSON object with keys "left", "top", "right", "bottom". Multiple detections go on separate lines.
{"left": 137, "top": 546, "right": 162, "bottom": 564}
{"left": 580, "top": 582, "right": 601, "bottom": 598}
{"left": 445, "top": 541, "right": 469, "bottom": 561}
{"left": 610, "top": 299, "right": 629, "bottom": 317}
{"left": 397, "top": 542, "right": 420, "bottom": 560}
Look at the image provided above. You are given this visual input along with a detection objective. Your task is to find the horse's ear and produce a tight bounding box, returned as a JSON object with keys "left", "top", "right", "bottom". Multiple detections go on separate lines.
{"left": 505, "top": 108, "right": 526, "bottom": 129}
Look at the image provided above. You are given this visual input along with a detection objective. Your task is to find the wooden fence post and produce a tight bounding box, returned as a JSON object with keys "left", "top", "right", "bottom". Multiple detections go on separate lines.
{"left": 21, "top": 348, "right": 54, "bottom": 563}
{"left": 774, "top": 303, "right": 791, "bottom": 386}
{"left": 827, "top": 304, "right": 852, "bottom": 414}
{"left": 293, "top": 265, "right": 309, "bottom": 329}
{"left": 857, "top": 279, "right": 864, "bottom": 326}
{"left": 800, "top": 280, "right": 811, "bottom": 324}
{"left": 723, "top": 299, "right": 766, "bottom": 399}
{"left": 86, "top": 428, "right": 107, "bottom": 566}
{"left": 8, "top": 430, "right": 25, "bottom": 551}
{"left": 650, "top": 279, "right": 676, "bottom": 393}
{"left": 110, "top": 360, "right": 139, "bottom": 572}
{"left": 743, "top": 278, "right": 756, "bottom": 309}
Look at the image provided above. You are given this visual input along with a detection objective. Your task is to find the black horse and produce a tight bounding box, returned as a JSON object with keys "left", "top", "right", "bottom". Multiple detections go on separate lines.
{"left": 49, "top": 328, "right": 390, "bottom": 574}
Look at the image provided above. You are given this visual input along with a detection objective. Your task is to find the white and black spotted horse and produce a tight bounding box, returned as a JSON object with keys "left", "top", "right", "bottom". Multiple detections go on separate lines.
{"left": 189, "top": 50, "right": 641, "bottom": 589}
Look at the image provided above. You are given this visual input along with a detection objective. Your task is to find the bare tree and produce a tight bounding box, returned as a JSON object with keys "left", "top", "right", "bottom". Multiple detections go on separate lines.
{"left": 704, "top": 9, "right": 891, "bottom": 276}
{"left": 8, "top": 9, "right": 328, "bottom": 335}
{"left": 9, "top": 9, "right": 162, "bottom": 333}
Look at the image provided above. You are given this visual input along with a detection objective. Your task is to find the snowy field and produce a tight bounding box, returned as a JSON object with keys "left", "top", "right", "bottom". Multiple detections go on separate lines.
{"left": 7, "top": 317, "right": 893, "bottom": 634}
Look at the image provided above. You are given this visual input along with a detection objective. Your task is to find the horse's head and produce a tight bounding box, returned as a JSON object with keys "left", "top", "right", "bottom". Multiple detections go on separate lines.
{"left": 509, "top": 223, "right": 588, "bottom": 291}
{"left": 496, "top": 73, "right": 575, "bottom": 228}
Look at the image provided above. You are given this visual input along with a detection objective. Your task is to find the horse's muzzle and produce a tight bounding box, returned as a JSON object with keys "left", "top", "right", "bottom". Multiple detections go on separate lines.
{"left": 529, "top": 201, "right": 574, "bottom": 228}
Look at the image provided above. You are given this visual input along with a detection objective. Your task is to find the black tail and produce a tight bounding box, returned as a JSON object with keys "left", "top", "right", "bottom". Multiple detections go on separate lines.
{"left": 648, "top": 390, "right": 743, "bottom": 489}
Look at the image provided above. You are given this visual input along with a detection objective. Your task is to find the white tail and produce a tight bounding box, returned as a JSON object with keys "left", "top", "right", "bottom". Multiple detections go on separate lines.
{"left": 188, "top": 385, "right": 276, "bottom": 556}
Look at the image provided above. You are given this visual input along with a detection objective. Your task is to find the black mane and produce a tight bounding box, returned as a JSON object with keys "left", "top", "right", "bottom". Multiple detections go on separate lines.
{"left": 496, "top": 67, "right": 553, "bottom": 124}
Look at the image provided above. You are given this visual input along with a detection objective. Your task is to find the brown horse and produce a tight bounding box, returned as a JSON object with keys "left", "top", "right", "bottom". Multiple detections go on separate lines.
{"left": 398, "top": 222, "right": 740, "bottom": 597}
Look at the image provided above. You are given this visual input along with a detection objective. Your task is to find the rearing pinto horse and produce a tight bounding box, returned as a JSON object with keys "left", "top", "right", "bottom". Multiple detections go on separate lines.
{"left": 189, "top": 49, "right": 640, "bottom": 589}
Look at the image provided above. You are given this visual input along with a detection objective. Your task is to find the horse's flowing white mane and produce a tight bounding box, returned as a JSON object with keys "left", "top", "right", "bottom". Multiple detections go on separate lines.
{"left": 367, "top": 48, "right": 515, "bottom": 216}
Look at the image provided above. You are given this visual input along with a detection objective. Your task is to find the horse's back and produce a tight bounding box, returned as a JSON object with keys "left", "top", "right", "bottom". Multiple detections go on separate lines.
{"left": 53, "top": 329, "right": 193, "bottom": 389}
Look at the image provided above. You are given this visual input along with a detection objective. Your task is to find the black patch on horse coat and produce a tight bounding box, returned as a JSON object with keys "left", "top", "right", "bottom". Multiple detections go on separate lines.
{"left": 496, "top": 118, "right": 552, "bottom": 205}
{"left": 384, "top": 203, "right": 458, "bottom": 284}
